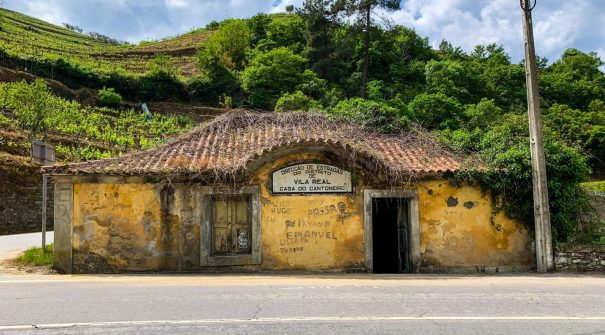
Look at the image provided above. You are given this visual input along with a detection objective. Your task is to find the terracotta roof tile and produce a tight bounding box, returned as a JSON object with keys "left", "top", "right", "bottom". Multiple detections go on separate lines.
{"left": 43, "top": 111, "right": 462, "bottom": 178}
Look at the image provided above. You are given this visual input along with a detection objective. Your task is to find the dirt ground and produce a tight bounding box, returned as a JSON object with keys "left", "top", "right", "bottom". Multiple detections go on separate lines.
{"left": 0, "top": 258, "right": 56, "bottom": 275}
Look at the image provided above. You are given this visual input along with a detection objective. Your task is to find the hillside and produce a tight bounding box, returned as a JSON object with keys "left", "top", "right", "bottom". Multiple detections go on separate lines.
{"left": 0, "top": 8, "right": 208, "bottom": 77}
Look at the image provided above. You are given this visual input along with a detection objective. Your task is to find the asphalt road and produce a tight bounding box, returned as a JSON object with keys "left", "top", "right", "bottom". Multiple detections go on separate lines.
{"left": 0, "top": 273, "right": 604, "bottom": 334}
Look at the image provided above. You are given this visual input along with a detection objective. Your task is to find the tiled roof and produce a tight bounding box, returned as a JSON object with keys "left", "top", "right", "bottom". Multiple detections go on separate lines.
{"left": 43, "top": 111, "right": 462, "bottom": 178}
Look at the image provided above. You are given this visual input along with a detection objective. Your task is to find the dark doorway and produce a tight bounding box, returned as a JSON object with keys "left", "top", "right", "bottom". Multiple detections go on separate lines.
{"left": 372, "top": 198, "right": 410, "bottom": 273}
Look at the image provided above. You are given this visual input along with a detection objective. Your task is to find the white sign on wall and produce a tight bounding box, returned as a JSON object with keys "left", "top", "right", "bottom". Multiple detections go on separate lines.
{"left": 272, "top": 164, "right": 352, "bottom": 194}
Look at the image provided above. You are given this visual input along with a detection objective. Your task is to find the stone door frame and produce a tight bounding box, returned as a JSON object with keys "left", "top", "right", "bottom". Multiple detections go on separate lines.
{"left": 363, "top": 188, "right": 420, "bottom": 273}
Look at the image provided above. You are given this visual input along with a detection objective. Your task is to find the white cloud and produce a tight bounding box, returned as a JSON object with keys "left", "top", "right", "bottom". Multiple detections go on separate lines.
{"left": 164, "top": 0, "right": 189, "bottom": 9}
{"left": 379, "top": 0, "right": 605, "bottom": 67}
{"left": 270, "top": 0, "right": 303, "bottom": 13}
{"left": 23, "top": 0, "right": 64, "bottom": 26}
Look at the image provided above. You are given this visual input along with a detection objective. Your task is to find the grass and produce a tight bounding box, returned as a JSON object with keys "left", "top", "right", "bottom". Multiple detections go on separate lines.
{"left": 14, "top": 244, "right": 53, "bottom": 268}
{"left": 581, "top": 181, "right": 605, "bottom": 194}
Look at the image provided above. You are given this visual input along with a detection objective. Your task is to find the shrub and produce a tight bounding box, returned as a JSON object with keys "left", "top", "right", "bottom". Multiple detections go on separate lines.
{"left": 241, "top": 47, "right": 307, "bottom": 109}
{"left": 274, "top": 91, "right": 320, "bottom": 112}
{"left": 328, "top": 98, "right": 409, "bottom": 134}
{"left": 408, "top": 92, "right": 464, "bottom": 130}
{"left": 97, "top": 87, "right": 123, "bottom": 107}
{"left": 472, "top": 114, "right": 591, "bottom": 243}
{"left": 139, "top": 70, "right": 185, "bottom": 101}
{"left": 2, "top": 79, "right": 55, "bottom": 139}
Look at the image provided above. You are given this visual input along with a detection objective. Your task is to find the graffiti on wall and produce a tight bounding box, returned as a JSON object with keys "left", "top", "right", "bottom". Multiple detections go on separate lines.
{"left": 266, "top": 198, "right": 356, "bottom": 255}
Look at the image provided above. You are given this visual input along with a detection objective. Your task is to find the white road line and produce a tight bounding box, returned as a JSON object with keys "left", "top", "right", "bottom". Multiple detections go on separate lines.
{"left": 0, "top": 280, "right": 60, "bottom": 284}
{"left": 1, "top": 316, "right": 605, "bottom": 330}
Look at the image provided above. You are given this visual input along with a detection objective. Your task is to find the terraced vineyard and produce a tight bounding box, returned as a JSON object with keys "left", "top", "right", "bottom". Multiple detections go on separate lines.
{"left": 0, "top": 8, "right": 209, "bottom": 77}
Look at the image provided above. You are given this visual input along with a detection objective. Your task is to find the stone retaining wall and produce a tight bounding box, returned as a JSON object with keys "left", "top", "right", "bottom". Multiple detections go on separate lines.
{"left": 555, "top": 244, "right": 605, "bottom": 272}
{"left": 0, "top": 161, "right": 53, "bottom": 235}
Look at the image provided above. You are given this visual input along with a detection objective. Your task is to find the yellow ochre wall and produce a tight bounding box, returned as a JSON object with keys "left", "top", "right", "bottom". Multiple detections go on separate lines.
{"left": 417, "top": 180, "right": 533, "bottom": 269}
{"left": 71, "top": 181, "right": 202, "bottom": 272}
{"left": 72, "top": 182, "right": 165, "bottom": 272}
{"left": 253, "top": 153, "right": 366, "bottom": 270}
{"left": 65, "top": 153, "right": 532, "bottom": 273}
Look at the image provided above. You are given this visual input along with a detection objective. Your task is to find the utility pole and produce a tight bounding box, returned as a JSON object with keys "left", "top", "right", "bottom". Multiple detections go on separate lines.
{"left": 520, "top": 0, "right": 553, "bottom": 272}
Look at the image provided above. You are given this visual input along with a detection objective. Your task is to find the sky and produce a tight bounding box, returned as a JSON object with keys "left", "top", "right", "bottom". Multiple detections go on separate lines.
{"left": 5, "top": 0, "right": 605, "bottom": 65}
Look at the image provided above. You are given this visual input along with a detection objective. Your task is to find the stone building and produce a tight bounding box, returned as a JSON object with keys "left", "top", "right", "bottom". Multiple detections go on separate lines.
{"left": 44, "top": 111, "right": 535, "bottom": 273}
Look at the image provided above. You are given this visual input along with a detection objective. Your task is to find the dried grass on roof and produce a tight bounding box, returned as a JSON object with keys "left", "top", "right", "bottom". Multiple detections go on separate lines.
{"left": 43, "top": 110, "right": 466, "bottom": 184}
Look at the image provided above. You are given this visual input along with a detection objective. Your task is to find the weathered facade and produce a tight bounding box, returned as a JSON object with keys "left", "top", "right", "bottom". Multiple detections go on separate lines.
{"left": 45, "top": 112, "right": 534, "bottom": 273}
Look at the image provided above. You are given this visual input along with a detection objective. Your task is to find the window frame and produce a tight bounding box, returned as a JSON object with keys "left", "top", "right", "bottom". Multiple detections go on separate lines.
{"left": 200, "top": 186, "right": 261, "bottom": 267}
{"left": 211, "top": 195, "right": 252, "bottom": 256}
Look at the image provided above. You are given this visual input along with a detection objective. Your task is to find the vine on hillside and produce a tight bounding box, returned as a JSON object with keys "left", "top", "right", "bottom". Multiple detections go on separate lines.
{"left": 0, "top": 80, "right": 194, "bottom": 161}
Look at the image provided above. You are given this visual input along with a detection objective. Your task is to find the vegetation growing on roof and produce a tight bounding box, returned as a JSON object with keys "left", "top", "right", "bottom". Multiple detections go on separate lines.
{"left": 45, "top": 111, "right": 463, "bottom": 185}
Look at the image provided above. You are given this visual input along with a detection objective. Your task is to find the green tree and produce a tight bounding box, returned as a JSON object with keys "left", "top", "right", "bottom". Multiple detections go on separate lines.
{"left": 327, "top": 97, "right": 408, "bottom": 133}
{"left": 386, "top": 26, "right": 434, "bottom": 101}
{"left": 201, "top": 19, "right": 251, "bottom": 70}
{"left": 194, "top": 37, "right": 241, "bottom": 105}
{"left": 544, "top": 102, "right": 605, "bottom": 169}
{"left": 469, "top": 44, "right": 525, "bottom": 107}
{"left": 275, "top": 90, "right": 321, "bottom": 112}
{"left": 424, "top": 59, "right": 485, "bottom": 104}
{"left": 438, "top": 40, "right": 466, "bottom": 60}
{"left": 297, "top": 0, "right": 340, "bottom": 78}
{"left": 438, "top": 99, "right": 503, "bottom": 152}
{"left": 323, "top": 25, "right": 357, "bottom": 88}
{"left": 241, "top": 47, "right": 307, "bottom": 108}
{"left": 408, "top": 92, "right": 464, "bottom": 130}
{"left": 265, "top": 15, "right": 306, "bottom": 52}
{"left": 297, "top": 69, "right": 328, "bottom": 101}
{"left": 188, "top": 68, "right": 240, "bottom": 106}
{"left": 541, "top": 49, "right": 605, "bottom": 110}
{"left": 464, "top": 98, "right": 502, "bottom": 130}
{"left": 333, "top": 0, "right": 400, "bottom": 98}
{"left": 247, "top": 13, "right": 271, "bottom": 47}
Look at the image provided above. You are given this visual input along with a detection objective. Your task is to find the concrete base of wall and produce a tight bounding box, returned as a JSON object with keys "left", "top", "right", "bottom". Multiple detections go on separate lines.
{"left": 420, "top": 266, "right": 533, "bottom": 274}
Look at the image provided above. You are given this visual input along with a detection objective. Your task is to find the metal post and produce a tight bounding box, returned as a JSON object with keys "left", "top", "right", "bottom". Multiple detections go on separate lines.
{"left": 42, "top": 175, "right": 47, "bottom": 249}
{"left": 520, "top": 0, "right": 553, "bottom": 272}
